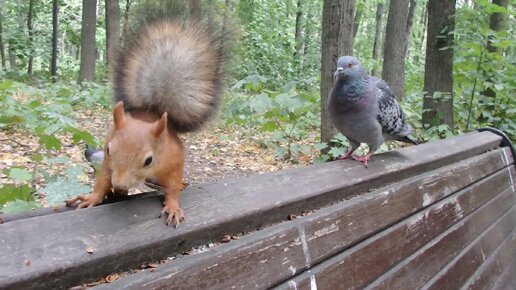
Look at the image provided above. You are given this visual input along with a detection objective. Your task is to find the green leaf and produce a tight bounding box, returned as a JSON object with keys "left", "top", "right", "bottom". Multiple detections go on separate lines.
{"left": 70, "top": 129, "right": 96, "bottom": 145}
{"left": 38, "top": 178, "right": 91, "bottom": 206}
{"left": 39, "top": 135, "right": 62, "bottom": 150}
{"left": 30, "top": 153, "right": 44, "bottom": 162}
{"left": 314, "top": 142, "right": 328, "bottom": 150}
{"left": 314, "top": 155, "right": 331, "bottom": 164}
{"left": 1, "top": 200, "right": 40, "bottom": 214}
{"left": 329, "top": 147, "right": 346, "bottom": 158}
{"left": 0, "top": 80, "right": 14, "bottom": 91}
{"left": 0, "top": 184, "right": 33, "bottom": 207}
{"left": 6, "top": 168, "right": 33, "bottom": 182}
{"left": 64, "top": 166, "right": 87, "bottom": 181}
{"left": 249, "top": 93, "right": 273, "bottom": 114}
{"left": 261, "top": 120, "right": 278, "bottom": 131}
{"left": 44, "top": 156, "right": 70, "bottom": 164}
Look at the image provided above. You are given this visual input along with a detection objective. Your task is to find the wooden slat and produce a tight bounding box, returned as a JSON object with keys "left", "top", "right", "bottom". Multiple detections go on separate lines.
{"left": 363, "top": 189, "right": 516, "bottom": 289}
{"left": 274, "top": 169, "right": 516, "bottom": 290}
{"left": 492, "top": 254, "right": 516, "bottom": 290}
{"left": 0, "top": 132, "right": 504, "bottom": 290}
{"left": 0, "top": 191, "right": 162, "bottom": 223}
{"left": 96, "top": 149, "right": 511, "bottom": 290}
{"left": 421, "top": 204, "right": 516, "bottom": 290}
{"left": 0, "top": 131, "right": 503, "bottom": 225}
{"left": 461, "top": 230, "right": 516, "bottom": 290}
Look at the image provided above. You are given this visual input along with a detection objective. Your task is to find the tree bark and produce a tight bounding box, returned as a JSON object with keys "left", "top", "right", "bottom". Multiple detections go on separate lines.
{"left": 352, "top": 8, "right": 361, "bottom": 38}
{"left": 78, "top": 0, "right": 98, "bottom": 83}
{"left": 404, "top": 0, "right": 417, "bottom": 57}
{"left": 8, "top": 43, "right": 16, "bottom": 68}
{"left": 422, "top": 0, "right": 456, "bottom": 129}
{"left": 51, "top": 0, "right": 58, "bottom": 81}
{"left": 382, "top": 0, "right": 410, "bottom": 100}
{"left": 482, "top": 0, "right": 509, "bottom": 98}
{"left": 294, "top": 0, "right": 304, "bottom": 58}
{"left": 105, "top": 0, "right": 120, "bottom": 71}
{"left": 320, "top": 0, "right": 356, "bottom": 143}
{"left": 371, "top": 2, "right": 384, "bottom": 76}
{"left": 188, "top": 0, "right": 201, "bottom": 23}
{"left": 417, "top": 2, "right": 428, "bottom": 54}
{"left": 27, "top": 0, "right": 34, "bottom": 76}
{"left": 0, "top": 10, "right": 6, "bottom": 69}
{"left": 121, "top": 0, "right": 130, "bottom": 46}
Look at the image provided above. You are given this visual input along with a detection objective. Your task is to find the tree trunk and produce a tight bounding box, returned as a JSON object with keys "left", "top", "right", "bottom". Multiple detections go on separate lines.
{"left": 482, "top": 0, "right": 509, "bottom": 98}
{"left": 27, "top": 0, "right": 34, "bottom": 76}
{"left": 404, "top": 0, "right": 417, "bottom": 57}
{"left": 320, "top": 0, "right": 356, "bottom": 143}
{"left": 416, "top": 2, "right": 428, "bottom": 57}
{"left": 78, "top": 0, "right": 98, "bottom": 83}
{"left": 121, "top": 0, "right": 131, "bottom": 46}
{"left": 105, "top": 0, "right": 120, "bottom": 71}
{"left": 422, "top": 0, "right": 456, "bottom": 130}
{"left": 0, "top": 10, "right": 6, "bottom": 69}
{"left": 371, "top": 2, "right": 384, "bottom": 76}
{"left": 382, "top": 0, "right": 410, "bottom": 100}
{"left": 188, "top": 0, "right": 201, "bottom": 23}
{"left": 352, "top": 8, "right": 361, "bottom": 38}
{"left": 51, "top": 0, "right": 59, "bottom": 81}
{"left": 294, "top": 0, "right": 304, "bottom": 58}
{"left": 8, "top": 43, "right": 16, "bottom": 68}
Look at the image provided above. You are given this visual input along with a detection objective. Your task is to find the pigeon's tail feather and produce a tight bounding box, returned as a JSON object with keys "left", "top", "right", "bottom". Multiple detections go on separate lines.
{"left": 396, "top": 135, "right": 419, "bottom": 145}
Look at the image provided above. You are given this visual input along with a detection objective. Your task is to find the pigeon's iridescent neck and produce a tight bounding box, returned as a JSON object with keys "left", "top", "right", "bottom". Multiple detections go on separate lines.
{"left": 334, "top": 77, "right": 367, "bottom": 100}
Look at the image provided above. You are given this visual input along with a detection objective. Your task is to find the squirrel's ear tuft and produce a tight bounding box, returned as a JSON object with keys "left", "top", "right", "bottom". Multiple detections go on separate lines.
{"left": 113, "top": 101, "right": 126, "bottom": 130}
{"left": 152, "top": 112, "right": 168, "bottom": 138}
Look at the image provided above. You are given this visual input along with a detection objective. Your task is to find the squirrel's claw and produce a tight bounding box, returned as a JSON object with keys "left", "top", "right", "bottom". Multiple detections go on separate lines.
{"left": 159, "top": 203, "right": 185, "bottom": 228}
{"left": 65, "top": 194, "right": 103, "bottom": 209}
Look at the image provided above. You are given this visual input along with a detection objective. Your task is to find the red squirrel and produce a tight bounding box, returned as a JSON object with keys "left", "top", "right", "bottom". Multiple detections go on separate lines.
{"left": 66, "top": 21, "right": 226, "bottom": 227}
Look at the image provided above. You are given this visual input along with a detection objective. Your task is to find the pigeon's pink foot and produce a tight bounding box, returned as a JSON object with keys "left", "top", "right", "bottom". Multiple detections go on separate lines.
{"left": 352, "top": 153, "right": 372, "bottom": 167}
{"left": 337, "top": 150, "right": 355, "bottom": 160}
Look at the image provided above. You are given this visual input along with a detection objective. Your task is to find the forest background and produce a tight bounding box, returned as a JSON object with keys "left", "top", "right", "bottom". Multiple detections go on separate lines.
{"left": 0, "top": 0, "right": 514, "bottom": 214}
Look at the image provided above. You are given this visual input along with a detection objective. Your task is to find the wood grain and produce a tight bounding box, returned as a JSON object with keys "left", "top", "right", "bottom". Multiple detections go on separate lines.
{"left": 274, "top": 170, "right": 515, "bottom": 290}
{"left": 421, "top": 204, "right": 516, "bottom": 290}
{"left": 461, "top": 230, "right": 516, "bottom": 290}
{"left": 0, "top": 132, "right": 505, "bottom": 289}
{"left": 98, "top": 149, "right": 511, "bottom": 290}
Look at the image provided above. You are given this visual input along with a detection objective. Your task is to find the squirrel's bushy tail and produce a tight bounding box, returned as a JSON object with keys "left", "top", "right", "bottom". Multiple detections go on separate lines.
{"left": 113, "top": 21, "right": 225, "bottom": 132}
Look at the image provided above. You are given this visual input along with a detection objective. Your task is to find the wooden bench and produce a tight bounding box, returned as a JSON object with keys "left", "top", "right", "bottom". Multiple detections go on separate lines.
{"left": 1, "top": 130, "right": 515, "bottom": 290}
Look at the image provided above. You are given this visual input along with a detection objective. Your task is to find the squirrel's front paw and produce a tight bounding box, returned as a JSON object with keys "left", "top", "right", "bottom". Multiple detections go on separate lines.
{"left": 65, "top": 193, "right": 104, "bottom": 209}
{"left": 159, "top": 201, "right": 185, "bottom": 228}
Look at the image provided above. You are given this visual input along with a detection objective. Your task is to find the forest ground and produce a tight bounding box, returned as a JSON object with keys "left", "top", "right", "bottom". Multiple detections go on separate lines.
{"left": 0, "top": 107, "right": 318, "bottom": 205}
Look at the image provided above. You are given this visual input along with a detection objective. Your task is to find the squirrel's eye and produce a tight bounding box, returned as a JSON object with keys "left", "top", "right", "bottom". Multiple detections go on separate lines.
{"left": 143, "top": 156, "right": 153, "bottom": 167}
{"left": 348, "top": 63, "right": 353, "bottom": 68}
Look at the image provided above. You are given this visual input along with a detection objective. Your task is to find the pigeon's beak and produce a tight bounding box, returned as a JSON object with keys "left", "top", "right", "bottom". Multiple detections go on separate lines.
{"left": 334, "top": 67, "right": 344, "bottom": 77}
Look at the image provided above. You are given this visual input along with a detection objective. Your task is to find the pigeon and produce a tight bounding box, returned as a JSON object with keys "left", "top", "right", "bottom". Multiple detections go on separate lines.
{"left": 84, "top": 145, "right": 104, "bottom": 163}
{"left": 328, "top": 56, "right": 418, "bottom": 167}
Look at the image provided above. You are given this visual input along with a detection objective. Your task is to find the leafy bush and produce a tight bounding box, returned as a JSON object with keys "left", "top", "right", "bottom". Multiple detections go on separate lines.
{"left": 223, "top": 75, "right": 319, "bottom": 161}
{"left": 0, "top": 79, "right": 108, "bottom": 213}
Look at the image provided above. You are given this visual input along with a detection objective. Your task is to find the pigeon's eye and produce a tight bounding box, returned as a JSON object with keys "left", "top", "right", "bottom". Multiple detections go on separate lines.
{"left": 143, "top": 156, "right": 153, "bottom": 167}
{"left": 348, "top": 63, "right": 353, "bottom": 68}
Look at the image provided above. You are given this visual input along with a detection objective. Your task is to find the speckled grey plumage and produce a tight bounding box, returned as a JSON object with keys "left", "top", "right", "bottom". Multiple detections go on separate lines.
{"left": 328, "top": 56, "right": 417, "bottom": 164}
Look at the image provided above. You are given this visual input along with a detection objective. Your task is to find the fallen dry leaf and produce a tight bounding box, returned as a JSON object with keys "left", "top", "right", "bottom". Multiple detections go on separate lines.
{"left": 287, "top": 214, "right": 297, "bottom": 220}
{"left": 105, "top": 273, "right": 119, "bottom": 283}
{"left": 220, "top": 235, "right": 231, "bottom": 243}
{"left": 86, "top": 246, "right": 94, "bottom": 254}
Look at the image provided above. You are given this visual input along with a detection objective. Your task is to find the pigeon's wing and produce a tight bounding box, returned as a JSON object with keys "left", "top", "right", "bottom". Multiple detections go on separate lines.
{"left": 373, "top": 78, "right": 411, "bottom": 137}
